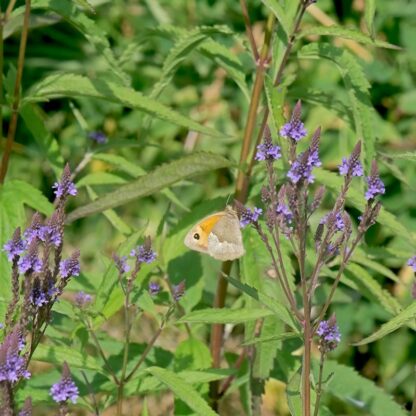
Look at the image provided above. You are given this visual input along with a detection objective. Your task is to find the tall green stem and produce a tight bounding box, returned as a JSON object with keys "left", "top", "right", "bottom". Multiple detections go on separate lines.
{"left": 209, "top": 14, "right": 275, "bottom": 409}
{"left": 0, "top": 0, "right": 31, "bottom": 183}
{"left": 313, "top": 352, "right": 326, "bottom": 416}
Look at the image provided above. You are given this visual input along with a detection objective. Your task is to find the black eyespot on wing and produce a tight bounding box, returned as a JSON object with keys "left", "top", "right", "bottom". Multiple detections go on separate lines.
{"left": 193, "top": 233, "right": 200, "bottom": 240}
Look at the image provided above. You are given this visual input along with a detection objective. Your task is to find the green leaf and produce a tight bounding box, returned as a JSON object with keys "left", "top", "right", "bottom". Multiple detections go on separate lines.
{"left": 20, "top": 103, "right": 64, "bottom": 177}
{"left": 354, "top": 302, "right": 416, "bottom": 346}
{"left": 25, "top": 73, "right": 223, "bottom": 138}
{"left": 299, "top": 43, "right": 375, "bottom": 170}
{"left": 242, "top": 332, "right": 299, "bottom": 346}
{"left": 261, "top": 0, "right": 290, "bottom": 36}
{"left": 85, "top": 186, "right": 132, "bottom": 235}
{"left": 92, "top": 153, "right": 190, "bottom": 212}
{"left": 174, "top": 338, "right": 212, "bottom": 371}
{"left": 364, "top": 0, "right": 376, "bottom": 38}
{"left": 314, "top": 360, "right": 408, "bottom": 415}
{"left": 299, "top": 27, "right": 399, "bottom": 50}
{"left": 32, "top": 344, "right": 103, "bottom": 373}
{"left": 67, "top": 152, "right": 231, "bottom": 222}
{"left": 227, "top": 277, "right": 299, "bottom": 331}
{"left": 178, "top": 308, "right": 274, "bottom": 324}
{"left": 345, "top": 263, "right": 402, "bottom": 316}
{"left": 12, "top": 0, "right": 128, "bottom": 84}
{"left": 314, "top": 169, "right": 416, "bottom": 245}
{"left": 77, "top": 172, "right": 127, "bottom": 188}
{"left": 146, "top": 367, "right": 218, "bottom": 416}
{"left": 389, "top": 152, "right": 416, "bottom": 161}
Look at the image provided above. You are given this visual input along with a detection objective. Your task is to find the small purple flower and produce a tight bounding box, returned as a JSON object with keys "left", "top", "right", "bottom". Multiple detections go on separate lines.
{"left": 38, "top": 225, "right": 62, "bottom": 247}
{"left": 30, "top": 289, "right": 48, "bottom": 308}
{"left": 74, "top": 292, "right": 92, "bottom": 308}
{"left": 338, "top": 157, "right": 363, "bottom": 177}
{"left": 320, "top": 212, "right": 345, "bottom": 232}
{"left": 18, "top": 250, "right": 42, "bottom": 274}
{"left": 0, "top": 328, "right": 31, "bottom": 383}
{"left": 287, "top": 150, "right": 321, "bottom": 184}
{"left": 50, "top": 362, "right": 79, "bottom": 404}
{"left": 59, "top": 251, "right": 80, "bottom": 279}
{"left": 276, "top": 203, "right": 293, "bottom": 225}
{"left": 173, "top": 281, "right": 185, "bottom": 301}
{"left": 408, "top": 256, "right": 416, "bottom": 272}
{"left": 130, "top": 238, "right": 156, "bottom": 264}
{"left": 23, "top": 213, "right": 43, "bottom": 244}
{"left": 113, "top": 255, "right": 130, "bottom": 274}
{"left": 240, "top": 207, "right": 262, "bottom": 228}
{"left": 53, "top": 164, "right": 77, "bottom": 199}
{"left": 3, "top": 228, "right": 26, "bottom": 262}
{"left": 279, "top": 101, "right": 307, "bottom": 142}
{"left": 88, "top": 131, "right": 108, "bottom": 144}
{"left": 149, "top": 282, "right": 161, "bottom": 296}
{"left": 317, "top": 315, "right": 341, "bottom": 352}
{"left": 365, "top": 171, "right": 385, "bottom": 200}
{"left": 255, "top": 142, "right": 281, "bottom": 161}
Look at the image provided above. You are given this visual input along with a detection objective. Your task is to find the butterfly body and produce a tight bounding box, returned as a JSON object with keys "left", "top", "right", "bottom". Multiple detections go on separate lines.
{"left": 184, "top": 206, "right": 245, "bottom": 261}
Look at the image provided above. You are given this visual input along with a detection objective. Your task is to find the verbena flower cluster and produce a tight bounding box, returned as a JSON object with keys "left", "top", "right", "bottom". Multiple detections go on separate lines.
{"left": 49, "top": 362, "right": 79, "bottom": 404}
{"left": 317, "top": 315, "right": 341, "bottom": 352}
{"left": 235, "top": 101, "right": 383, "bottom": 367}
{"left": 1, "top": 164, "right": 80, "bottom": 412}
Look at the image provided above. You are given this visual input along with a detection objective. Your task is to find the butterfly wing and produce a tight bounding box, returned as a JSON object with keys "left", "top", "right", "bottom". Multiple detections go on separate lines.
{"left": 207, "top": 208, "right": 245, "bottom": 261}
{"left": 184, "top": 212, "right": 226, "bottom": 254}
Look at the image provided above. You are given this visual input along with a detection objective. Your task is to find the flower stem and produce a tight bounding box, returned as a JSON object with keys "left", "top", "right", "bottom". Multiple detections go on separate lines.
{"left": 0, "top": 0, "right": 31, "bottom": 183}
{"left": 313, "top": 351, "right": 326, "bottom": 416}
{"left": 411, "top": 365, "right": 416, "bottom": 416}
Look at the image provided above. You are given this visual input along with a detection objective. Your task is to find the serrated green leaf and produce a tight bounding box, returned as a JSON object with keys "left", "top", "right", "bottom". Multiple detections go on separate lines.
{"left": 300, "top": 26, "right": 399, "bottom": 50}
{"left": 314, "top": 360, "right": 408, "bottom": 415}
{"left": 388, "top": 152, "right": 416, "bottom": 161}
{"left": 25, "top": 73, "right": 223, "bottom": 138}
{"left": 346, "top": 263, "right": 402, "bottom": 316}
{"left": 92, "top": 153, "right": 190, "bottom": 212}
{"left": 299, "top": 43, "right": 375, "bottom": 170}
{"left": 77, "top": 172, "right": 127, "bottom": 188}
{"left": 67, "top": 152, "right": 230, "bottom": 222}
{"left": 178, "top": 308, "right": 273, "bottom": 324}
{"left": 354, "top": 302, "right": 416, "bottom": 346}
{"left": 227, "top": 277, "right": 299, "bottom": 331}
{"left": 32, "top": 344, "right": 103, "bottom": 372}
{"left": 146, "top": 367, "right": 218, "bottom": 416}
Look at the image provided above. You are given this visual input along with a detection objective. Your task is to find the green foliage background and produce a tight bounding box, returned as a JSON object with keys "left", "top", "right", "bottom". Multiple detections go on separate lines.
{"left": 1, "top": 0, "right": 416, "bottom": 414}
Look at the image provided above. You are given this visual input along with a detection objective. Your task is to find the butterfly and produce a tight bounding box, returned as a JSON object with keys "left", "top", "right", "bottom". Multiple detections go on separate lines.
{"left": 184, "top": 206, "right": 245, "bottom": 261}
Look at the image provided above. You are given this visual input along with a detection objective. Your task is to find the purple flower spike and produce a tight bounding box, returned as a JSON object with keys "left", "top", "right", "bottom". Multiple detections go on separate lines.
{"left": 18, "top": 242, "right": 42, "bottom": 274}
{"left": 255, "top": 127, "right": 281, "bottom": 161}
{"left": 53, "top": 164, "right": 77, "bottom": 199}
{"left": 0, "top": 327, "right": 31, "bottom": 383}
{"left": 240, "top": 207, "right": 263, "bottom": 228}
{"left": 408, "top": 256, "right": 416, "bottom": 272}
{"left": 74, "top": 292, "right": 92, "bottom": 308}
{"left": 3, "top": 228, "right": 26, "bottom": 262}
{"left": 320, "top": 212, "right": 345, "bottom": 232}
{"left": 338, "top": 157, "right": 363, "bottom": 177}
{"left": 50, "top": 362, "right": 79, "bottom": 404}
{"left": 365, "top": 161, "right": 385, "bottom": 200}
{"left": 317, "top": 315, "right": 341, "bottom": 352}
{"left": 60, "top": 251, "right": 80, "bottom": 279}
{"left": 276, "top": 203, "right": 293, "bottom": 225}
{"left": 279, "top": 100, "right": 307, "bottom": 142}
{"left": 149, "top": 282, "right": 161, "bottom": 296}
{"left": 88, "top": 131, "right": 108, "bottom": 144}
{"left": 287, "top": 127, "right": 321, "bottom": 184}
{"left": 24, "top": 213, "right": 43, "bottom": 244}
{"left": 130, "top": 237, "right": 157, "bottom": 264}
